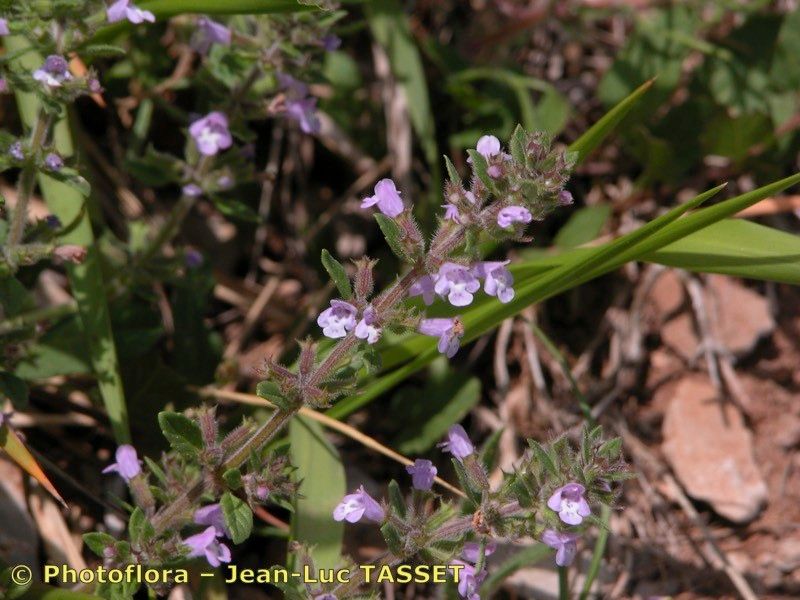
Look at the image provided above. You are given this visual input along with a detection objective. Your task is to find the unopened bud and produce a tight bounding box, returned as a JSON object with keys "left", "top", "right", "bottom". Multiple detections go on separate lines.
{"left": 353, "top": 258, "right": 375, "bottom": 300}
{"left": 53, "top": 245, "right": 87, "bottom": 264}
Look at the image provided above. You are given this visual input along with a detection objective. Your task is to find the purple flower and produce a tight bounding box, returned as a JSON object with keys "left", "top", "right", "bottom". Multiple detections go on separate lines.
{"left": 461, "top": 541, "right": 497, "bottom": 563}
{"left": 547, "top": 482, "right": 591, "bottom": 526}
{"left": 102, "top": 445, "right": 141, "bottom": 482}
{"left": 9, "top": 142, "right": 24, "bottom": 161}
{"left": 541, "top": 529, "right": 580, "bottom": 567}
{"left": 487, "top": 164, "right": 503, "bottom": 179}
{"left": 333, "top": 486, "right": 385, "bottom": 523}
{"left": 361, "top": 178, "right": 404, "bottom": 218}
{"left": 185, "top": 249, "right": 203, "bottom": 268}
{"left": 285, "top": 97, "right": 321, "bottom": 134}
{"left": 443, "top": 203, "right": 460, "bottom": 223}
{"left": 438, "top": 425, "right": 474, "bottom": 461}
{"left": 559, "top": 190, "right": 574, "bottom": 206}
{"left": 434, "top": 262, "right": 480, "bottom": 307}
{"left": 476, "top": 135, "right": 501, "bottom": 158}
{"left": 452, "top": 561, "right": 485, "bottom": 600}
{"left": 317, "top": 299, "right": 357, "bottom": 338}
{"left": 472, "top": 260, "right": 514, "bottom": 303}
{"left": 216, "top": 174, "right": 234, "bottom": 189}
{"left": 408, "top": 275, "right": 436, "bottom": 306}
{"left": 321, "top": 34, "right": 341, "bottom": 51}
{"left": 33, "top": 55, "right": 72, "bottom": 88}
{"left": 88, "top": 78, "right": 103, "bottom": 94}
{"left": 0, "top": 18, "right": 9, "bottom": 36}
{"left": 183, "top": 526, "right": 232, "bottom": 567}
{"left": 254, "top": 484, "right": 269, "bottom": 501}
{"left": 44, "top": 153, "right": 63, "bottom": 171}
{"left": 355, "top": 305, "right": 381, "bottom": 344}
{"left": 45, "top": 215, "right": 62, "bottom": 230}
{"left": 497, "top": 206, "right": 532, "bottom": 228}
{"left": 182, "top": 183, "right": 202, "bottom": 197}
{"left": 278, "top": 73, "right": 310, "bottom": 98}
{"left": 189, "top": 112, "right": 233, "bottom": 156}
{"left": 107, "top": 0, "right": 155, "bottom": 24}
{"left": 194, "top": 504, "right": 229, "bottom": 538}
{"left": 406, "top": 459, "right": 437, "bottom": 491}
{"left": 192, "top": 17, "right": 231, "bottom": 54}
{"left": 315, "top": 595, "right": 338, "bottom": 600}
{"left": 419, "top": 317, "right": 463, "bottom": 358}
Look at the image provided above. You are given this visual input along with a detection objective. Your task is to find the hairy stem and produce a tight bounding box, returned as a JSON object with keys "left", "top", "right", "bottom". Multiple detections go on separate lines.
{"left": 6, "top": 112, "right": 52, "bottom": 252}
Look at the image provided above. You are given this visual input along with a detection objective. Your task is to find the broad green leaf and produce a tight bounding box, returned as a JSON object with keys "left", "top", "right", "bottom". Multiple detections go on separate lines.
{"left": 7, "top": 36, "right": 130, "bottom": 444}
{"left": 0, "top": 424, "right": 65, "bottom": 506}
{"left": 158, "top": 411, "right": 203, "bottom": 456}
{"left": 221, "top": 492, "right": 254, "bottom": 544}
{"left": 553, "top": 205, "right": 611, "bottom": 249}
{"left": 289, "top": 416, "right": 345, "bottom": 572}
{"left": 647, "top": 218, "right": 800, "bottom": 283}
{"left": 321, "top": 249, "right": 352, "bottom": 299}
{"left": 83, "top": 532, "right": 117, "bottom": 557}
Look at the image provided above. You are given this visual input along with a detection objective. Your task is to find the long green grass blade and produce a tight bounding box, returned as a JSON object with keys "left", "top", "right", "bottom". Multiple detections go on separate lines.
{"left": 648, "top": 218, "right": 800, "bottom": 283}
{"left": 7, "top": 37, "right": 130, "bottom": 444}
{"left": 333, "top": 173, "right": 800, "bottom": 417}
{"left": 568, "top": 79, "right": 655, "bottom": 163}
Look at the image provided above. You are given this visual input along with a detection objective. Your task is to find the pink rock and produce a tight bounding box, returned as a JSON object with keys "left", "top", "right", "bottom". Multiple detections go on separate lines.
{"left": 662, "top": 375, "right": 768, "bottom": 523}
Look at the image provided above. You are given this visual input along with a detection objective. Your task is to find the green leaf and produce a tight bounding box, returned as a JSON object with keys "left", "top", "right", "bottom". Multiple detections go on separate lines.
{"left": 83, "top": 532, "right": 116, "bottom": 557}
{"left": 157, "top": 411, "right": 203, "bottom": 456}
{"left": 7, "top": 35, "right": 130, "bottom": 444}
{"left": 321, "top": 249, "right": 352, "bottom": 299}
{"left": 443, "top": 155, "right": 460, "bottom": 185}
{"left": 529, "top": 440, "right": 558, "bottom": 477}
{"left": 553, "top": 205, "right": 612, "bottom": 249}
{"left": 289, "top": 416, "right": 345, "bottom": 572}
{"left": 128, "top": 507, "right": 154, "bottom": 546}
{"left": 374, "top": 213, "right": 409, "bottom": 261}
{"left": 387, "top": 480, "right": 406, "bottom": 517}
{"left": 569, "top": 79, "right": 655, "bottom": 163}
{"left": 221, "top": 491, "right": 254, "bottom": 544}
{"left": 647, "top": 218, "right": 800, "bottom": 284}
{"left": 223, "top": 468, "right": 243, "bottom": 490}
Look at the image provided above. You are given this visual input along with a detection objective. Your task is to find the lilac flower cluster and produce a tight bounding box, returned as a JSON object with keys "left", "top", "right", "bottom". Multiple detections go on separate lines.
{"left": 325, "top": 423, "right": 617, "bottom": 599}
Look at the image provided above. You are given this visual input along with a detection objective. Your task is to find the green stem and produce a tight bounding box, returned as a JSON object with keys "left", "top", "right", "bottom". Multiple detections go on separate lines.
{"left": 0, "top": 300, "right": 77, "bottom": 336}
{"left": 558, "top": 566, "right": 569, "bottom": 600}
{"left": 6, "top": 112, "right": 52, "bottom": 251}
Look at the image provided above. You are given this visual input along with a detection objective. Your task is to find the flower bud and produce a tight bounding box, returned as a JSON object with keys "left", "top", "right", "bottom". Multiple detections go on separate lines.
{"left": 53, "top": 245, "right": 87, "bottom": 264}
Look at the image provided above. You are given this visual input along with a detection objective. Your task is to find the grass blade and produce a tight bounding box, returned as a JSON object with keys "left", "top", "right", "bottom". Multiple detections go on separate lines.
{"left": 7, "top": 36, "right": 130, "bottom": 443}
{"left": 647, "top": 218, "right": 800, "bottom": 283}
{"left": 568, "top": 79, "right": 655, "bottom": 163}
